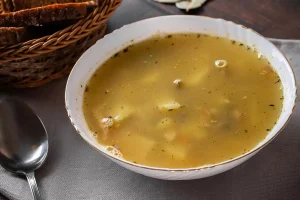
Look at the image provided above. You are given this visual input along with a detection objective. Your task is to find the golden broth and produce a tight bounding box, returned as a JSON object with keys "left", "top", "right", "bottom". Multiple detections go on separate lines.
{"left": 83, "top": 34, "right": 283, "bottom": 168}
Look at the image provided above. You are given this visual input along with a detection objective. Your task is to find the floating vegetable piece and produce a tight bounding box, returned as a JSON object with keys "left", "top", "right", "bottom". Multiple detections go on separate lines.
{"left": 176, "top": 0, "right": 207, "bottom": 12}
{"left": 215, "top": 60, "right": 228, "bottom": 68}
{"left": 173, "top": 79, "right": 182, "bottom": 87}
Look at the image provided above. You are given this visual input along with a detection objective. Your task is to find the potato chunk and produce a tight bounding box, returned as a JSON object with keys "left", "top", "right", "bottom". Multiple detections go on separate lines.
{"left": 125, "top": 134, "right": 155, "bottom": 159}
{"left": 190, "top": 128, "right": 208, "bottom": 140}
{"left": 164, "top": 131, "right": 177, "bottom": 141}
{"left": 164, "top": 143, "right": 187, "bottom": 160}
{"left": 113, "top": 106, "right": 132, "bottom": 123}
{"left": 186, "top": 68, "right": 209, "bottom": 86}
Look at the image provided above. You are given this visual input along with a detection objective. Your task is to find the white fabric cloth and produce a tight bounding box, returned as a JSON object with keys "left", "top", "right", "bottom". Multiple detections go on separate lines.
{"left": 1, "top": 39, "right": 300, "bottom": 200}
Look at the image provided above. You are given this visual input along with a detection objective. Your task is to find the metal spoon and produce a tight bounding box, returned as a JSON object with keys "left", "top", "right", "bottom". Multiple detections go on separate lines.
{"left": 0, "top": 98, "right": 48, "bottom": 200}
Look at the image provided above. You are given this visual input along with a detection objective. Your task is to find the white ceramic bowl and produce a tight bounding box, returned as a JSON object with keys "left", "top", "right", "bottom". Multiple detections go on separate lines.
{"left": 65, "top": 16, "right": 297, "bottom": 180}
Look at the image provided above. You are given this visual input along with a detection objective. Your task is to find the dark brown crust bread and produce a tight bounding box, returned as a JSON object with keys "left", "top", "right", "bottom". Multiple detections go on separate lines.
{"left": 0, "top": 0, "right": 90, "bottom": 12}
{"left": 0, "top": 27, "right": 27, "bottom": 45}
{"left": 0, "top": 20, "right": 78, "bottom": 46}
{"left": 0, "top": 3, "right": 88, "bottom": 27}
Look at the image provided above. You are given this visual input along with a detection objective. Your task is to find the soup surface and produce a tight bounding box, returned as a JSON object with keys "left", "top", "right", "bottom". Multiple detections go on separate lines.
{"left": 83, "top": 34, "right": 283, "bottom": 168}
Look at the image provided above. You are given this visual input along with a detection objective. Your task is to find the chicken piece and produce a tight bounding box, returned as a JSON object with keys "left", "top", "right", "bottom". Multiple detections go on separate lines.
{"left": 98, "top": 117, "right": 113, "bottom": 141}
{"left": 159, "top": 101, "right": 182, "bottom": 111}
{"left": 101, "top": 117, "right": 114, "bottom": 128}
{"left": 173, "top": 79, "right": 182, "bottom": 87}
{"left": 106, "top": 146, "right": 123, "bottom": 158}
{"left": 99, "top": 106, "right": 132, "bottom": 139}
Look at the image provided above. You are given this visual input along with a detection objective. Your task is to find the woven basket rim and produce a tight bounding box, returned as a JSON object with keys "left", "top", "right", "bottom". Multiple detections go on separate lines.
{"left": 0, "top": 0, "right": 122, "bottom": 63}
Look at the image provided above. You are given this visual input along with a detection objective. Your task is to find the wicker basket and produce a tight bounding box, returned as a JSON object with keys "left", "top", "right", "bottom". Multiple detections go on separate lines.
{"left": 0, "top": 0, "right": 122, "bottom": 88}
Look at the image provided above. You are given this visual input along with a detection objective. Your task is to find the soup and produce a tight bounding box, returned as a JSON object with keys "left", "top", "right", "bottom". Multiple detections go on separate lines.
{"left": 83, "top": 34, "right": 283, "bottom": 169}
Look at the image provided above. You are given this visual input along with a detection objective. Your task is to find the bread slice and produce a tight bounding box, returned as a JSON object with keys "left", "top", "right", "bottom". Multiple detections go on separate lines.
{"left": 0, "top": 27, "right": 28, "bottom": 45}
{"left": 0, "top": 0, "right": 90, "bottom": 12}
{"left": 0, "top": 3, "right": 89, "bottom": 27}
{"left": 0, "top": 20, "right": 78, "bottom": 45}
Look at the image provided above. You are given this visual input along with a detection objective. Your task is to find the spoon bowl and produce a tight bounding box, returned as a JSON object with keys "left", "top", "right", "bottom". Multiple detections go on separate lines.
{"left": 0, "top": 98, "right": 48, "bottom": 200}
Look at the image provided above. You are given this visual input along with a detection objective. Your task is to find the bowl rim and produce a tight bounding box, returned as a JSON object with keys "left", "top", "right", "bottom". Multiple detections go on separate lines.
{"left": 65, "top": 15, "right": 298, "bottom": 172}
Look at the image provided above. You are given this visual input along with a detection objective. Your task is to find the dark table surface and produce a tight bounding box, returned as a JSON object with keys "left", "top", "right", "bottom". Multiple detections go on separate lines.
{"left": 107, "top": 0, "right": 300, "bottom": 39}
{"left": 1, "top": 0, "right": 300, "bottom": 200}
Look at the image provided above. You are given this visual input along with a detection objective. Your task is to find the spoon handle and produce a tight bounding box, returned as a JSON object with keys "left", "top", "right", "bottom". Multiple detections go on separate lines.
{"left": 26, "top": 172, "right": 42, "bottom": 200}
